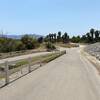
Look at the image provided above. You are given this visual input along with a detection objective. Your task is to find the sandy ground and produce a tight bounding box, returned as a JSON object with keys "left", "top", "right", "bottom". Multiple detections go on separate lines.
{"left": 0, "top": 52, "right": 50, "bottom": 64}
{"left": 0, "top": 47, "right": 100, "bottom": 100}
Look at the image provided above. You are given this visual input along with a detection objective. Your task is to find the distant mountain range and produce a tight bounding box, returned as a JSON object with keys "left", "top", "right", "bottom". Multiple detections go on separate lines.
{"left": 0, "top": 34, "right": 43, "bottom": 39}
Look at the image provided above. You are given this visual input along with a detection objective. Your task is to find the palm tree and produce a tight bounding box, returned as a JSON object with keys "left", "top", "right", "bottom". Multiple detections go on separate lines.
{"left": 57, "top": 31, "right": 62, "bottom": 42}
{"left": 49, "top": 33, "right": 52, "bottom": 42}
{"left": 51, "top": 34, "right": 54, "bottom": 40}
{"left": 95, "top": 30, "right": 100, "bottom": 42}
{"left": 90, "top": 28, "right": 95, "bottom": 42}
{"left": 62, "top": 32, "right": 69, "bottom": 43}
{"left": 81, "top": 35, "right": 87, "bottom": 42}
{"left": 54, "top": 33, "right": 56, "bottom": 42}
{"left": 86, "top": 32, "right": 91, "bottom": 43}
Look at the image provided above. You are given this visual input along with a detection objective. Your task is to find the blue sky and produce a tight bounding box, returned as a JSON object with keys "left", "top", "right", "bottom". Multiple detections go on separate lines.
{"left": 0, "top": 0, "right": 100, "bottom": 36}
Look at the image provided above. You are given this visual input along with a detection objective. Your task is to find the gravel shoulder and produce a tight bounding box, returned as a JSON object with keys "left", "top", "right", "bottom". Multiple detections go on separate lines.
{"left": 82, "top": 43, "right": 100, "bottom": 74}
{"left": 85, "top": 42, "right": 100, "bottom": 60}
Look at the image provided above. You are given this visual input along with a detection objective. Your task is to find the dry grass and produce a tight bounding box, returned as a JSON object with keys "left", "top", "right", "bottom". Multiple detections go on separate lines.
{"left": 56, "top": 43, "right": 79, "bottom": 48}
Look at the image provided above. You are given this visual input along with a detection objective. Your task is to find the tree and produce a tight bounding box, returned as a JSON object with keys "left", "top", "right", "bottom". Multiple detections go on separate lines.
{"left": 81, "top": 35, "right": 87, "bottom": 43}
{"left": 57, "top": 31, "right": 62, "bottom": 42}
{"left": 94, "top": 30, "right": 100, "bottom": 42}
{"left": 86, "top": 32, "right": 92, "bottom": 43}
{"left": 38, "top": 37, "right": 44, "bottom": 43}
{"left": 44, "top": 35, "right": 49, "bottom": 42}
{"left": 51, "top": 33, "right": 54, "bottom": 43}
{"left": 71, "top": 36, "right": 81, "bottom": 43}
{"left": 54, "top": 33, "right": 56, "bottom": 42}
{"left": 49, "top": 34, "right": 52, "bottom": 42}
{"left": 62, "top": 32, "right": 69, "bottom": 43}
{"left": 90, "top": 28, "right": 95, "bottom": 42}
{"left": 51, "top": 34, "right": 54, "bottom": 40}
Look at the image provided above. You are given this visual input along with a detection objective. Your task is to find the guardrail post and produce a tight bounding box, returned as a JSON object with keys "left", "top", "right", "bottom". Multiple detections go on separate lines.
{"left": 5, "top": 61, "right": 9, "bottom": 85}
{"left": 20, "top": 69, "right": 23, "bottom": 74}
{"left": 28, "top": 57, "right": 31, "bottom": 73}
{"left": 64, "top": 50, "right": 66, "bottom": 54}
{"left": 40, "top": 59, "right": 42, "bottom": 67}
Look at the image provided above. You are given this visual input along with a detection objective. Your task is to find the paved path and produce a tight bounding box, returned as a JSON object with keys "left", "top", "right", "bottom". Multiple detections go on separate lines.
{"left": 0, "top": 48, "right": 100, "bottom": 100}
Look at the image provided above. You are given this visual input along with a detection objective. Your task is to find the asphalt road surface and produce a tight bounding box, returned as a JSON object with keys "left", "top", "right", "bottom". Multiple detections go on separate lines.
{"left": 0, "top": 48, "right": 100, "bottom": 100}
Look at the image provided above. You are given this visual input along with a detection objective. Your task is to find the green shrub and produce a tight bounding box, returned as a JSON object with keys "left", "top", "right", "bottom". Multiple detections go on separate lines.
{"left": 21, "top": 35, "right": 40, "bottom": 49}
{"left": 0, "top": 35, "right": 40, "bottom": 53}
{"left": 45, "top": 42, "right": 56, "bottom": 51}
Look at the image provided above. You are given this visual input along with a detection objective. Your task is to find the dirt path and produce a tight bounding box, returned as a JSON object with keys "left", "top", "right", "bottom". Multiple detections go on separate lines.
{"left": 0, "top": 52, "right": 50, "bottom": 64}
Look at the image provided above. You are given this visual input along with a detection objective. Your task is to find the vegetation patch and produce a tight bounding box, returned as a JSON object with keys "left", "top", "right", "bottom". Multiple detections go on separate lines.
{"left": 56, "top": 43, "right": 79, "bottom": 48}
{"left": 45, "top": 42, "right": 56, "bottom": 51}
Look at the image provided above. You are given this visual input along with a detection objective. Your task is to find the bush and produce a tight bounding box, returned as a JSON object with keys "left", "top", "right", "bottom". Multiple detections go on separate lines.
{"left": 0, "top": 35, "right": 40, "bottom": 53}
{"left": 15, "top": 41, "right": 26, "bottom": 51}
{"left": 0, "top": 38, "right": 18, "bottom": 52}
{"left": 21, "top": 35, "right": 40, "bottom": 49}
{"left": 45, "top": 42, "right": 56, "bottom": 51}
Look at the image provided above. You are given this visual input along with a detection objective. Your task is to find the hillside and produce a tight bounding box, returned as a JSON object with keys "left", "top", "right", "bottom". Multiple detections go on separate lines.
{"left": 0, "top": 34, "right": 43, "bottom": 39}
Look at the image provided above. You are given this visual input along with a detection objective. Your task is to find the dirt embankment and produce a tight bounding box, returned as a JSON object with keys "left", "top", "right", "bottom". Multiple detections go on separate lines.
{"left": 85, "top": 42, "right": 100, "bottom": 60}
{"left": 82, "top": 43, "right": 100, "bottom": 74}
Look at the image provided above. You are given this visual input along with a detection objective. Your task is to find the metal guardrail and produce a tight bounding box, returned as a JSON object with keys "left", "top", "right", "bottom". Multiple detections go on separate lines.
{"left": 0, "top": 50, "right": 66, "bottom": 87}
